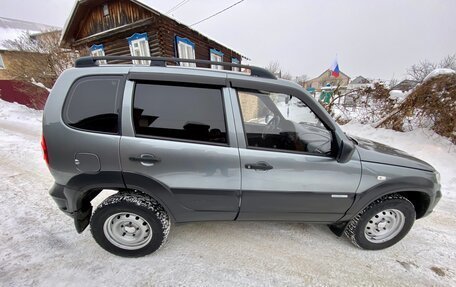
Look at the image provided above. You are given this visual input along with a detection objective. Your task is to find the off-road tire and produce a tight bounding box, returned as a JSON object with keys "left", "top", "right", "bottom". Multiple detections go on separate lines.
{"left": 345, "top": 194, "right": 416, "bottom": 250}
{"left": 90, "top": 191, "right": 171, "bottom": 257}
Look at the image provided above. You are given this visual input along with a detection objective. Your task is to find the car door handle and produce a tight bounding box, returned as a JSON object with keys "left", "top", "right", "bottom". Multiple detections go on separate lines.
{"left": 129, "top": 154, "right": 161, "bottom": 166}
{"left": 245, "top": 161, "right": 273, "bottom": 171}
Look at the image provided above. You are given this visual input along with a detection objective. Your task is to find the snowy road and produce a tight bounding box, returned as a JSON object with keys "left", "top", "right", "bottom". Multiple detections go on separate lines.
{"left": 0, "top": 100, "right": 455, "bottom": 286}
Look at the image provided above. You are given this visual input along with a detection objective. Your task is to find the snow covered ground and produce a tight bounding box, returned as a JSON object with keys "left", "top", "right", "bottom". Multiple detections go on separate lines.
{"left": 0, "top": 99, "right": 455, "bottom": 286}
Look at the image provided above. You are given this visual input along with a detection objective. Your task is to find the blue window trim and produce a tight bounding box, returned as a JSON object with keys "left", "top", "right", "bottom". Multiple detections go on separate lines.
{"left": 231, "top": 57, "right": 240, "bottom": 64}
{"left": 175, "top": 36, "right": 195, "bottom": 49}
{"left": 90, "top": 44, "right": 104, "bottom": 52}
{"left": 210, "top": 49, "right": 224, "bottom": 57}
{"left": 127, "top": 33, "right": 148, "bottom": 45}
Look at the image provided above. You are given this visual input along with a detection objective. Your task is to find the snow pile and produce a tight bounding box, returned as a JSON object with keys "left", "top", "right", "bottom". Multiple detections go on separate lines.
{"left": 388, "top": 89, "right": 413, "bottom": 103}
{"left": 423, "top": 68, "right": 456, "bottom": 82}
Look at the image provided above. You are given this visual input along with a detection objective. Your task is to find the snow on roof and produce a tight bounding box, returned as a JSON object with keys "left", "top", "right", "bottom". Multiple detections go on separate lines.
{"left": 0, "top": 17, "right": 60, "bottom": 50}
{"left": 423, "top": 68, "right": 456, "bottom": 82}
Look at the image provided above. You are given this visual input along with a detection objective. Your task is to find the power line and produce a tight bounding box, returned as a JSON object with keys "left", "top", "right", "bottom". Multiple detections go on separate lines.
{"left": 190, "top": 0, "right": 245, "bottom": 27}
{"left": 166, "top": 0, "right": 190, "bottom": 15}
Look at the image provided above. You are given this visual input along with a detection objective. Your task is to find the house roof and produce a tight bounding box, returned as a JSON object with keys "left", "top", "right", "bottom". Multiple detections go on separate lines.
{"left": 0, "top": 17, "right": 59, "bottom": 50}
{"left": 60, "top": 0, "right": 244, "bottom": 57}
{"left": 350, "top": 76, "right": 370, "bottom": 84}
{"left": 392, "top": 79, "right": 419, "bottom": 91}
{"left": 308, "top": 69, "right": 350, "bottom": 82}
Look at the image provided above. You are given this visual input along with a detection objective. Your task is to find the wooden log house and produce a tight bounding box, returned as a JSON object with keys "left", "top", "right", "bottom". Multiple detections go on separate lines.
{"left": 60, "top": 0, "right": 243, "bottom": 69}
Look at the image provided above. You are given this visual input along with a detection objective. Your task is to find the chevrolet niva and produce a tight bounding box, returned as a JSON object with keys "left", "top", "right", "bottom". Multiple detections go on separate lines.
{"left": 42, "top": 56, "right": 441, "bottom": 257}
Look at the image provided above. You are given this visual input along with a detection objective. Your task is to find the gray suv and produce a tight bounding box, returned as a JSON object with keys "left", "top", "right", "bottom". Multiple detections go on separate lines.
{"left": 43, "top": 56, "right": 441, "bottom": 257}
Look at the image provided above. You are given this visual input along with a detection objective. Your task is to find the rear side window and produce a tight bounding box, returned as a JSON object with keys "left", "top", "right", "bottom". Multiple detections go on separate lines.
{"left": 63, "top": 76, "right": 121, "bottom": 134}
{"left": 133, "top": 83, "right": 227, "bottom": 144}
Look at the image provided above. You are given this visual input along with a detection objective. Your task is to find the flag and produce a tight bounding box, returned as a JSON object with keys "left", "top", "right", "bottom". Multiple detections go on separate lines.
{"left": 330, "top": 58, "right": 340, "bottom": 78}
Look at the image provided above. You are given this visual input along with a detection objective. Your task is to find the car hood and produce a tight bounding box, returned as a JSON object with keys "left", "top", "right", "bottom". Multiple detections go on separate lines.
{"left": 351, "top": 136, "right": 434, "bottom": 171}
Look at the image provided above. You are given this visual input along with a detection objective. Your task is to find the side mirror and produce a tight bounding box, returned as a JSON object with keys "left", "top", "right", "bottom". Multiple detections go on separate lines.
{"left": 337, "top": 138, "right": 355, "bottom": 163}
{"left": 285, "top": 95, "right": 292, "bottom": 104}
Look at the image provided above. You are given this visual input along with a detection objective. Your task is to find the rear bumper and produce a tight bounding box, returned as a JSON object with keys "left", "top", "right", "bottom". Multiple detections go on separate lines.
{"left": 49, "top": 183, "right": 73, "bottom": 216}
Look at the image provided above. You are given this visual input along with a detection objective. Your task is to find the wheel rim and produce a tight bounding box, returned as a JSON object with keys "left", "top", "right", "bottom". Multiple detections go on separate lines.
{"left": 364, "top": 209, "right": 405, "bottom": 243}
{"left": 103, "top": 212, "right": 153, "bottom": 250}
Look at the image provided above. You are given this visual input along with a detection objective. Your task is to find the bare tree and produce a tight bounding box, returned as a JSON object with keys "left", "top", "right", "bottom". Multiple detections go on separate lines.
{"left": 265, "top": 60, "right": 281, "bottom": 75}
{"left": 388, "top": 77, "right": 398, "bottom": 89}
{"left": 407, "top": 54, "right": 456, "bottom": 83}
{"left": 407, "top": 59, "right": 437, "bottom": 82}
{"left": 1, "top": 31, "right": 77, "bottom": 90}
{"left": 439, "top": 54, "right": 456, "bottom": 70}
{"left": 281, "top": 72, "right": 293, "bottom": 80}
{"left": 295, "top": 74, "right": 308, "bottom": 86}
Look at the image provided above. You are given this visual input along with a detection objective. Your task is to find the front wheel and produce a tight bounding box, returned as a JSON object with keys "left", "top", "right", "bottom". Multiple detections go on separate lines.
{"left": 90, "top": 192, "right": 170, "bottom": 257}
{"left": 345, "top": 194, "right": 416, "bottom": 250}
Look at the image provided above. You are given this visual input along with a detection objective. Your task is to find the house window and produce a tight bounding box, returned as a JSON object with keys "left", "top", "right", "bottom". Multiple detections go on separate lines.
{"left": 90, "top": 44, "right": 107, "bottom": 64}
{"left": 103, "top": 4, "right": 109, "bottom": 16}
{"left": 0, "top": 54, "right": 5, "bottom": 69}
{"left": 128, "top": 33, "right": 151, "bottom": 65}
{"left": 176, "top": 36, "right": 196, "bottom": 67}
{"left": 231, "top": 57, "right": 240, "bottom": 72}
{"left": 210, "top": 49, "right": 224, "bottom": 70}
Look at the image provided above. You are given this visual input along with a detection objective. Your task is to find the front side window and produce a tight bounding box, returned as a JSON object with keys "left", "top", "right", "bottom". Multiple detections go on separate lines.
{"left": 128, "top": 33, "right": 151, "bottom": 65}
{"left": 133, "top": 83, "right": 227, "bottom": 144}
{"left": 237, "top": 90, "right": 332, "bottom": 155}
{"left": 63, "top": 76, "right": 121, "bottom": 134}
{"left": 210, "top": 49, "right": 223, "bottom": 70}
{"left": 176, "top": 36, "right": 196, "bottom": 67}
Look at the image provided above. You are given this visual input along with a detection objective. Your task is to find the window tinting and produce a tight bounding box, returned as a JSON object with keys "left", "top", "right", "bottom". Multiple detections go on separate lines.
{"left": 63, "top": 76, "right": 121, "bottom": 133}
{"left": 133, "top": 83, "right": 227, "bottom": 144}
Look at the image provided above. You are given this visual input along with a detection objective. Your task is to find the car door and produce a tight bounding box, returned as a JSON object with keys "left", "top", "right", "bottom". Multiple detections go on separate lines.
{"left": 231, "top": 87, "right": 362, "bottom": 222}
{"left": 120, "top": 76, "right": 241, "bottom": 222}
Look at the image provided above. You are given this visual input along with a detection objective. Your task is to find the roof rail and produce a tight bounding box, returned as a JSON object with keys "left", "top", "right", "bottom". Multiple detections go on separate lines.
{"left": 74, "top": 56, "right": 277, "bottom": 80}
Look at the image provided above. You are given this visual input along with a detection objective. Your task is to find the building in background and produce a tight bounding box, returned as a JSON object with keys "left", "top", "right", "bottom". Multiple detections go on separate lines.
{"left": 60, "top": 0, "right": 243, "bottom": 69}
{"left": 391, "top": 79, "right": 419, "bottom": 92}
{"left": 304, "top": 69, "right": 351, "bottom": 91}
{"left": 0, "top": 17, "right": 58, "bottom": 109}
{"left": 348, "top": 75, "right": 372, "bottom": 90}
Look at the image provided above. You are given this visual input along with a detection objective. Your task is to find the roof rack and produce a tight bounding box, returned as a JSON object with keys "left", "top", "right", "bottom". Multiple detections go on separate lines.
{"left": 74, "top": 56, "right": 277, "bottom": 80}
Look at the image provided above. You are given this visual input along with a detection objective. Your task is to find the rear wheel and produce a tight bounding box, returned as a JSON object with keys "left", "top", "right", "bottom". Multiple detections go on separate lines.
{"left": 345, "top": 194, "right": 416, "bottom": 250}
{"left": 90, "top": 192, "right": 170, "bottom": 257}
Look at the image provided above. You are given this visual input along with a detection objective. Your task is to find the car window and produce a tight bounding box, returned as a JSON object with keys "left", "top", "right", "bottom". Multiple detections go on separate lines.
{"left": 63, "top": 76, "right": 121, "bottom": 134}
{"left": 237, "top": 90, "right": 332, "bottom": 155}
{"left": 133, "top": 83, "right": 228, "bottom": 144}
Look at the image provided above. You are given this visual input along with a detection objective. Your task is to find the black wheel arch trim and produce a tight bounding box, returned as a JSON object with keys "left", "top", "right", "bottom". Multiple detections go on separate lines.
{"left": 339, "top": 176, "right": 438, "bottom": 222}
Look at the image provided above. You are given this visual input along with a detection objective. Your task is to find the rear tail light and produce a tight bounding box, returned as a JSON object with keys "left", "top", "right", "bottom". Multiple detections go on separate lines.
{"left": 41, "top": 135, "right": 49, "bottom": 165}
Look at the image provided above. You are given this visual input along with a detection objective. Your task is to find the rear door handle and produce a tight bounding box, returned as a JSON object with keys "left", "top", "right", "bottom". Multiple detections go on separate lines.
{"left": 245, "top": 161, "right": 273, "bottom": 171}
{"left": 129, "top": 154, "right": 161, "bottom": 166}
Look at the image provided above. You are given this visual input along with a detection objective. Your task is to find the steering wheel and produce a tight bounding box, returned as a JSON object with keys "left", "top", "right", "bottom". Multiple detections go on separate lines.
{"left": 262, "top": 115, "right": 281, "bottom": 140}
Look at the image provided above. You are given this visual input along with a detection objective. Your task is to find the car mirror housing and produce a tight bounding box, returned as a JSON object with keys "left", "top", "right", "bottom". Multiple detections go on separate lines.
{"left": 336, "top": 137, "right": 356, "bottom": 163}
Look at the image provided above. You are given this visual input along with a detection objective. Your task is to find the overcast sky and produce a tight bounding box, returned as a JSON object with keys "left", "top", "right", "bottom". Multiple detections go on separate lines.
{"left": 1, "top": 0, "right": 455, "bottom": 80}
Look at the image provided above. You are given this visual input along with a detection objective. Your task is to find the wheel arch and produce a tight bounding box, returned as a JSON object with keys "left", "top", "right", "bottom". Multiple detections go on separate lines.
{"left": 339, "top": 176, "right": 435, "bottom": 223}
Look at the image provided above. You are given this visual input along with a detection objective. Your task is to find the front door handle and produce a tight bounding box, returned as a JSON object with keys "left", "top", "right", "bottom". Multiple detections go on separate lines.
{"left": 129, "top": 154, "right": 161, "bottom": 166}
{"left": 245, "top": 161, "right": 273, "bottom": 171}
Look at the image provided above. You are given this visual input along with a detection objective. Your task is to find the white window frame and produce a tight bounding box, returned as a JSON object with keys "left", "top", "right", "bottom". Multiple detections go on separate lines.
{"left": 128, "top": 33, "right": 151, "bottom": 65}
{"left": 176, "top": 36, "right": 196, "bottom": 67}
{"left": 0, "top": 54, "right": 5, "bottom": 69}
{"left": 231, "top": 57, "right": 240, "bottom": 72}
{"left": 90, "top": 44, "right": 107, "bottom": 64}
{"left": 210, "top": 49, "right": 224, "bottom": 70}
